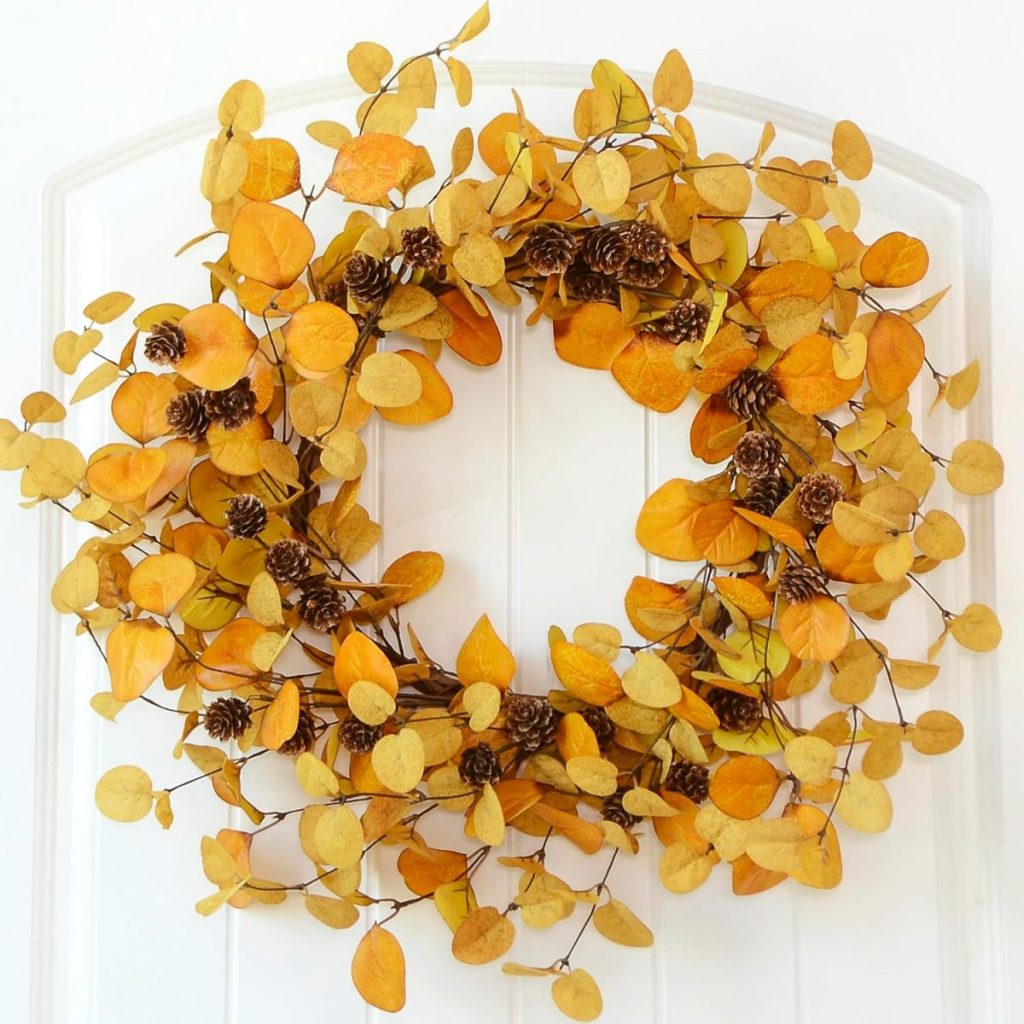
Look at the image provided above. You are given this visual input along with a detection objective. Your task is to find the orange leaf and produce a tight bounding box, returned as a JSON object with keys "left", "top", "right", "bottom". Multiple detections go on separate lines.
{"left": 240, "top": 138, "right": 301, "bottom": 201}
{"left": 260, "top": 679, "right": 300, "bottom": 751}
{"left": 865, "top": 312, "right": 924, "bottom": 404}
{"left": 779, "top": 595, "right": 850, "bottom": 661}
{"left": 456, "top": 614, "right": 516, "bottom": 689}
{"left": 691, "top": 500, "right": 759, "bottom": 566}
{"left": 328, "top": 133, "right": 419, "bottom": 203}
{"left": 635, "top": 479, "right": 706, "bottom": 561}
{"left": 128, "top": 553, "right": 197, "bottom": 615}
{"left": 668, "top": 687, "right": 720, "bottom": 730}
{"left": 732, "top": 852, "right": 786, "bottom": 895}
{"left": 733, "top": 506, "right": 807, "bottom": 554}
{"left": 690, "top": 394, "right": 741, "bottom": 464}
{"left": 378, "top": 350, "right": 453, "bottom": 425}
{"left": 743, "top": 260, "right": 833, "bottom": 318}
{"left": 87, "top": 446, "right": 167, "bottom": 504}
{"left": 283, "top": 301, "right": 358, "bottom": 375}
{"left": 624, "top": 575, "right": 692, "bottom": 642}
{"left": 379, "top": 550, "right": 445, "bottom": 606}
{"left": 550, "top": 641, "right": 623, "bottom": 707}
{"left": 397, "top": 846, "right": 468, "bottom": 896}
{"left": 237, "top": 277, "right": 309, "bottom": 317}
{"left": 770, "top": 333, "right": 861, "bottom": 415}
{"left": 556, "top": 711, "right": 601, "bottom": 761}
{"left": 652, "top": 790, "right": 706, "bottom": 852}
{"left": 195, "top": 618, "right": 268, "bottom": 690}
{"left": 352, "top": 925, "right": 406, "bottom": 1013}
{"left": 610, "top": 331, "right": 691, "bottom": 411}
{"left": 111, "top": 372, "right": 177, "bottom": 443}
{"left": 691, "top": 346, "right": 757, "bottom": 395}
{"left": 860, "top": 231, "right": 929, "bottom": 288}
{"left": 438, "top": 289, "right": 502, "bottom": 366}
{"left": 714, "top": 576, "right": 773, "bottom": 620}
{"left": 106, "top": 618, "right": 176, "bottom": 701}
{"left": 176, "top": 303, "right": 258, "bottom": 390}
{"left": 227, "top": 201, "right": 314, "bottom": 289}
{"left": 334, "top": 631, "right": 399, "bottom": 697}
{"left": 709, "top": 754, "right": 780, "bottom": 819}
{"left": 146, "top": 438, "right": 197, "bottom": 509}
{"left": 816, "top": 523, "right": 881, "bottom": 584}
{"left": 553, "top": 303, "right": 635, "bottom": 370}
{"left": 529, "top": 801, "right": 604, "bottom": 854}
{"left": 493, "top": 778, "right": 545, "bottom": 821}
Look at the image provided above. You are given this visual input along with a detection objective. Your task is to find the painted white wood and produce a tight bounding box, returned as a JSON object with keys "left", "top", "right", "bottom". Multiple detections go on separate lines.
{"left": 22, "top": 64, "right": 1007, "bottom": 1024}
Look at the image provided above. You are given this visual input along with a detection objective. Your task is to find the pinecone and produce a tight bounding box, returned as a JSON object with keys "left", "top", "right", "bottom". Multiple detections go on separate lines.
{"left": 225, "top": 493, "right": 268, "bottom": 538}
{"left": 581, "top": 226, "right": 629, "bottom": 275}
{"left": 733, "top": 431, "right": 783, "bottom": 480}
{"left": 504, "top": 695, "right": 558, "bottom": 752}
{"left": 579, "top": 704, "right": 615, "bottom": 750}
{"left": 522, "top": 223, "right": 577, "bottom": 277}
{"left": 401, "top": 226, "right": 443, "bottom": 269}
{"left": 657, "top": 298, "right": 710, "bottom": 345}
{"left": 619, "top": 257, "right": 669, "bottom": 289}
{"left": 458, "top": 743, "right": 503, "bottom": 788}
{"left": 204, "top": 697, "right": 253, "bottom": 741}
{"left": 742, "top": 474, "right": 790, "bottom": 517}
{"left": 601, "top": 789, "right": 640, "bottom": 830}
{"left": 278, "top": 708, "right": 318, "bottom": 755}
{"left": 796, "top": 472, "right": 846, "bottom": 525}
{"left": 144, "top": 321, "right": 186, "bottom": 365}
{"left": 664, "top": 759, "right": 710, "bottom": 802}
{"left": 165, "top": 390, "right": 210, "bottom": 442}
{"left": 777, "top": 562, "right": 829, "bottom": 604}
{"left": 564, "top": 259, "right": 615, "bottom": 302}
{"left": 344, "top": 252, "right": 392, "bottom": 305}
{"left": 203, "top": 377, "right": 257, "bottom": 431}
{"left": 264, "top": 539, "right": 311, "bottom": 585}
{"left": 723, "top": 368, "right": 779, "bottom": 418}
{"left": 624, "top": 221, "right": 669, "bottom": 263}
{"left": 297, "top": 581, "right": 345, "bottom": 633}
{"left": 708, "top": 689, "right": 762, "bottom": 732}
{"left": 339, "top": 716, "right": 383, "bottom": 754}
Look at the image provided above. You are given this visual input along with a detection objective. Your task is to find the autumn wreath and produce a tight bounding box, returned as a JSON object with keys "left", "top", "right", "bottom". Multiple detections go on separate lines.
{"left": 2, "top": 4, "right": 1004, "bottom": 1019}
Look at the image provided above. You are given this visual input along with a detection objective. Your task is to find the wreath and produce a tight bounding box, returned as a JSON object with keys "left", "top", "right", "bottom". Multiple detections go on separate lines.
{"left": 3, "top": 4, "right": 1004, "bottom": 1019}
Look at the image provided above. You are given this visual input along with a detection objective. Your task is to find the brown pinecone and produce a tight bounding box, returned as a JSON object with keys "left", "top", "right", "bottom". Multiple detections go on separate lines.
{"left": 724, "top": 368, "right": 779, "bottom": 418}
{"left": 344, "top": 252, "right": 392, "bottom": 305}
{"left": 264, "top": 539, "right": 311, "bottom": 585}
{"left": 579, "top": 704, "right": 615, "bottom": 750}
{"left": 401, "top": 226, "right": 443, "bottom": 269}
{"left": 619, "top": 257, "right": 669, "bottom": 289}
{"left": 658, "top": 298, "right": 710, "bottom": 345}
{"left": 601, "top": 789, "right": 640, "bottom": 830}
{"left": 504, "top": 695, "right": 558, "bottom": 752}
{"left": 339, "top": 716, "right": 383, "bottom": 754}
{"left": 624, "top": 221, "right": 669, "bottom": 263}
{"left": 204, "top": 697, "right": 252, "bottom": 741}
{"left": 165, "top": 390, "right": 210, "bottom": 442}
{"left": 522, "top": 223, "right": 576, "bottom": 277}
{"left": 708, "top": 689, "right": 762, "bottom": 732}
{"left": 458, "top": 743, "right": 503, "bottom": 788}
{"left": 297, "top": 581, "right": 345, "bottom": 633}
{"left": 664, "top": 759, "right": 710, "bottom": 802}
{"left": 564, "top": 259, "right": 615, "bottom": 302}
{"left": 581, "top": 226, "right": 629, "bottom": 275}
{"left": 742, "top": 474, "right": 790, "bottom": 517}
{"left": 733, "top": 431, "right": 783, "bottom": 480}
{"left": 278, "top": 707, "right": 318, "bottom": 755}
{"left": 226, "top": 493, "right": 268, "bottom": 538}
{"left": 777, "top": 562, "right": 829, "bottom": 604}
{"left": 203, "top": 377, "right": 257, "bottom": 431}
{"left": 796, "top": 472, "right": 846, "bottom": 525}
{"left": 144, "top": 321, "right": 186, "bottom": 365}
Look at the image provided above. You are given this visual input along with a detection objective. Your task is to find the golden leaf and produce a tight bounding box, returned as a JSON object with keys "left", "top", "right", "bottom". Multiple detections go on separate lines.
{"left": 106, "top": 619, "right": 176, "bottom": 702}
{"left": 452, "top": 906, "right": 515, "bottom": 964}
{"left": 456, "top": 614, "right": 516, "bottom": 689}
{"left": 551, "top": 968, "right": 603, "bottom": 1022}
{"left": 352, "top": 926, "right": 405, "bottom": 1013}
{"left": 652, "top": 49, "right": 693, "bottom": 111}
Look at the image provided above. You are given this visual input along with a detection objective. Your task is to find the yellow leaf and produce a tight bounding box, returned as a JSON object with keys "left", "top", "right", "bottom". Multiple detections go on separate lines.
{"left": 652, "top": 49, "right": 693, "bottom": 111}
{"left": 94, "top": 765, "right": 153, "bottom": 822}
{"left": 551, "top": 968, "right": 603, "bottom": 1022}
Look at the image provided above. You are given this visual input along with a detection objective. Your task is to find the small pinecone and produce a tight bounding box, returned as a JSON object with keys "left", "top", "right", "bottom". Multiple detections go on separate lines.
{"left": 203, "top": 377, "right": 257, "bottom": 431}
{"left": 401, "top": 226, "right": 443, "bottom": 269}
{"left": 297, "top": 582, "right": 345, "bottom": 633}
{"left": 564, "top": 259, "right": 615, "bottom": 303}
{"left": 579, "top": 704, "right": 615, "bottom": 750}
{"left": 458, "top": 743, "right": 503, "bottom": 788}
{"left": 619, "top": 257, "right": 669, "bottom": 289}
{"left": 523, "top": 223, "right": 577, "bottom": 277}
{"left": 743, "top": 474, "right": 790, "bottom": 517}
{"left": 339, "top": 716, "right": 383, "bottom": 754}
{"left": 204, "top": 697, "right": 252, "bottom": 741}
{"left": 624, "top": 221, "right": 669, "bottom": 264}
{"left": 708, "top": 689, "right": 762, "bottom": 732}
{"left": 264, "top": 539, "right": 311, "bottom": 585}
{"left": 664, "top": 759, "right": 710, "bottom": 802}
{"left": 144, "top": 321, "right": 186, "bottom": 365}
{"left": 724, "top": 368, "right": 779, "bottom": 418}
{"left": 166, "top": 390, "right": 210, "bottom": 443}
{"left": 777, "top": 562, "right": 828, "bottom": 604}
{"left": 581, "top": 226, "right": 629, "bottom": 275}
{"left": 344, "top": 252, "right": 392, "bottom": 305}
{"left": 278, "top": 708, "right": 318, "bottom": 755}
{"left": 504, "top": 695, "right": 558, "bottom": 752}
{"left": 226, "top": 493, "right": 268, "bottom": 538}
{"left": 796, "top": 472, "right": 846, "bottom": 525}
{"left": 601, "top": 789, "right": 640, "bottom": 830}
{"left": 658, "top": 298, "right": 710, "bottom": 345}
{"left": 733, "top": 431, "right": 783, "bottom": 480}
